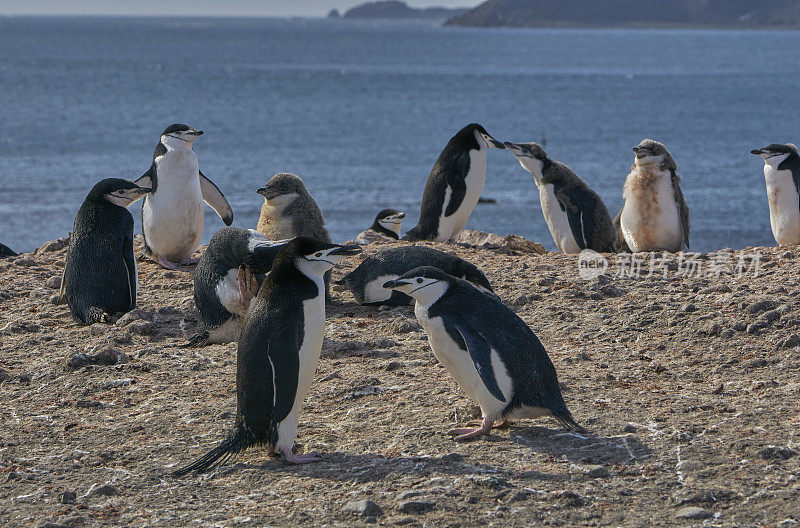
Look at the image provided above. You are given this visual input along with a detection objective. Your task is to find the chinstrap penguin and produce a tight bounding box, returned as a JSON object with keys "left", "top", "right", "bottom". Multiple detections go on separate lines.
{"left": 185, "top": 228, "right": 290, "bottom": 347}
{"left": 751, "top": 143, "right": 800, "bottom": 245}
{"left": 384, "top": 267, "right": 582, "bottom": 440}
{"left": 0, "top": 243, "right": 16, "bottom": 258}
{"left": 504, "top": 141, "right": 615, "bottom": 253}
{"left": 404, "top": 123, "right": 505, "bottom": 242}
{"left": 136, "top": 124, "right": 233, "bottom": 269}
{"left": 341, "top": 245, "right": 496, "bottom": 306}
{"left": 355, "top": 209, "right": 406, "bottom": 244}
{"left": 173, "top": 238, "right": 362, "bottom": 475}
{"left": 613, "top": 139, "right": 690, "bottom": 252}
{"left": 62, "top": 179, "right": 151, "bottom": 324}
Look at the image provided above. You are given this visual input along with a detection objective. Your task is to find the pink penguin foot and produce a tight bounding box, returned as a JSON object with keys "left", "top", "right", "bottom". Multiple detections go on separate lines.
{"left": 179, "top": 256, "right": 200, "bottom": 266}
{"left": 465, "top": 419, "right": 508, "bottom": 429}
{"left": 154, "top": 254, "right": 179, "bottom": 270}
{"left": 448, "top": 417, "right": 494, "bottom": 442}
{"left": 280, "top": 449, "right": 321, "bottom": 464}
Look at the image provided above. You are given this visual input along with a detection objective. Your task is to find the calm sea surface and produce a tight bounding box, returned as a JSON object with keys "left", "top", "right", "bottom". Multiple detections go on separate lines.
{"left": 1, "top": 17, "right": 799, "bottom": 253}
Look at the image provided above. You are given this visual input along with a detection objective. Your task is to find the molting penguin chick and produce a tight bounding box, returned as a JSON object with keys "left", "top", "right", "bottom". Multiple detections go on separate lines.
{"left": 384, "top": 267, "right": 582, "bottom": 441}
{"left": 256, "top": 173, "right": 332, "bottom": 243}
{"left": 185, "top": 228, "right": 290, "bottom": 347}
{"left": 613, "top": 139, "right": 690, "bottom": 252}
{"left": 355, "top": 209, "right": 406, "bottom": 244}
{"left": 173, "top": 238, "right": 361, "bottom": 475}
{"left": 404, "top": 123, "right": 505, "bottom": 242}
{"left": 136, "top": 124, "right": 233, "bottom": 269}
{"left": 751, "top": 143, "right": 800, "bottom": 245}
{"left": 62, "top": 178, "right": 151, "bottom": 324}
{"left": 341, "top": 245, "right": 496, "bottom": 306}
{"left": 505, "top": 142, "right": 615, "bottom": 253}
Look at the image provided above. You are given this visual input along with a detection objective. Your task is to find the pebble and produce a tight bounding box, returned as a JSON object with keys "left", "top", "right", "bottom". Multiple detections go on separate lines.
{"left": 679, "top": 303, "right": 697, "bottom": 313}
{"left": 58, "top": 490, "right": 77, "bottom": 504}
{"left": 583, "top": 465, "right": 610, "bottom": 478}
{"left": 115, "top": 309, "right": 152, "bottom": 327}
{"left": 746, "top": 299, "right": 778, "bottom": 315}
{"left": 90, "top": 324, "right": 107, "bottom": 336}
{"left": 397, "top": 500, "right": 435, "bottom": 514}
{"left": 66, "top": 347, "right": 128, "bottom": 369}
{"left": 392, "top": 319, "right": 421, "bottom": 333}
{"left": 756, "top": 446, "right": 797, "bottom": 460}
{"left": 675, "top": 506, "right": 712, "bottom": 520}
{"left": 127, "top": 320, "right": 156, "bottom": 336}
{"left": 45, "top": 276, "right": 62, "bottom": 289}
{"left": 343, "top": 499, "right": 383, "bottom": 518}
{"left": 14, "top": 257, "right": 37, "bottom": 267}
{"left": 90, "top": 484, "right": 119, "bottom": 496}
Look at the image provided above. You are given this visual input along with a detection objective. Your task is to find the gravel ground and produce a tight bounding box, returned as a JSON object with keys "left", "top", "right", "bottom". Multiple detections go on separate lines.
{"left": 1, "top": 235, "right": 799, "bottom": 528}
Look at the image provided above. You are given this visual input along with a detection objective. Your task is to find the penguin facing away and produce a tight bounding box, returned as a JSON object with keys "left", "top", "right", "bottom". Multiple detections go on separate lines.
{"left": 404, "top": 123, "right": 505, "bottom": 242}
{"left": 185, "top": 228, "right": 290, "bottom": 347}
{"left": 751, "top": 143, "right": 800, "bottom": 245}
{"left": 136, "top": 124, "right": 233, "bottom": 269}
{"left": 504, "top": 141, "right": 615, "bottom": 253}
{"left": 173, "top": 238, "right": 362, "bottom": 475}
{"left": 256, "top": 173, "right": 331, "bottom": 243}
{"left": 384, "top": 266, "right": 582, "bottom": 441}
{"left": 62, "top": 178, "right": 152, "bottom": 324}
{"left": 355, "top": 209, "right": 406, "bottom": 244}
{"left": 341, "top": 245, "right": 496, "bottom": 306}
{"left": 613, "top": 139, "right": 690, "bottom": 252}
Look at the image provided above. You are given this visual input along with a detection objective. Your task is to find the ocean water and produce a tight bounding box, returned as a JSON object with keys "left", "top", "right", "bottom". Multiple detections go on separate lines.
{"left": 1, "top": 16, "right": 799, "bottom": 254}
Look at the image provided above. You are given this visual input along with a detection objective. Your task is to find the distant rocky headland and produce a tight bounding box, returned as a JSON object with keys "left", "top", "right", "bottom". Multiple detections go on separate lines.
{"left": 445, "top": 0, "right": 800, "bottom": 28}
{"left": 335, "top": 1, "right": 468, "bottom": 20}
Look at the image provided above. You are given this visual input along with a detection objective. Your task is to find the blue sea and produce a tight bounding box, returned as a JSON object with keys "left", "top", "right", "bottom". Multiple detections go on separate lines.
{"left": 1, "top": 16, "right": 799, "bottom": 253}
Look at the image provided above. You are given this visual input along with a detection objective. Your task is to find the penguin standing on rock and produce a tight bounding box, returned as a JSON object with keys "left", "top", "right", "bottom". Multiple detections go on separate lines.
{"left": 504, "top": 141, "right": 615, "bottom": 253}
{"left": 62, "top": 179, "right": 151, "bottom": 324}
{"left": 355, "top": 209, "right": 406, "bottom": 244}
{"left": 173, "top": 238, "right": 362, "bottom": 475}
{"left": 613, "top": 139, "right": 690, "bottom": 252}
{"left": 184, "top": 228, "right": 290, "bottom": 347}
{"left": 404, "top": 123, "right": 505, "bottom": 242}
{"left": 751, "top": 143, "right": 800, "bottom": 245}
{"left": 384, "top": 267, "right": 582, "bottom": 441}
{"left": 136, "top": 124, "right": 233, "bottom": 269}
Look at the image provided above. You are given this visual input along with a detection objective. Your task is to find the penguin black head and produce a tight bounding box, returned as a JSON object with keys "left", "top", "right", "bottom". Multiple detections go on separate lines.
{"left": 158, "top": 124, "right": 203, "bottom": 153}
{"left": 751, "top": 143, "right": 799, "bottom": 161}
{"left": 456, "top": 123, "right": 506, "bottom": 150}
{"left": 257, "top": 173, "right": 307, "bottom": 202}
{"left": 371, "top": 209, "right": 406, "bottom": 239}
{"left": 632, "top": 139, "right": 676, "bottom": 171}
{"left": 88, "top": 178, "right": 152, "bottom": 208}
{"left": 383, "top": 266, "right": 454, "bottom": 305}
{"left": 273, "top": 237, "right": 362, "bottom": 278}
{"left": 504, "top": 141, "right": 549, "bottom": 176}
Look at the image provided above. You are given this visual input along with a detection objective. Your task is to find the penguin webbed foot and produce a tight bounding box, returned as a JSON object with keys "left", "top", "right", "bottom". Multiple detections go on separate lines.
{"left": 448, "top": 417, "right": 495, "bottom": 441}
{"left": 280, "top": 449, "right": 321, "bottom": 465}
{"left": 179, "top": 256, "right": 200, "bottom": 266}
{"left": 180, "top": 331, "right": 210, "bottom": 348}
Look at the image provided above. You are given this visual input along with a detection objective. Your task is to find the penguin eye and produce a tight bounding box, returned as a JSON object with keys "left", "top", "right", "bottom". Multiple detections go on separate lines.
{"left": 315, "top": 253, "right": 322, "bottom": 257}
{"left": 416, "top": 278, "right": 423, "bottom": 284}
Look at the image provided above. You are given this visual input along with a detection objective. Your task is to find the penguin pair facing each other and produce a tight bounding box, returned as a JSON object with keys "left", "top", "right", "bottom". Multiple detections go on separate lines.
{"left": 384, "top": 267, "right": 582, "bottom": 440}
{"left": 341, "top": 245, "right": 496, "bottom": 306}
{"left": 62, "top": 179, "right": 151, "bottom": 324}
{"left": 185, "top": 228, "right": 289, "bottom": 347}
{"left": 752, "top": 143, "right": 800, "bottom": 246}
{"left": 173, "top": 238, "right": 361, "bottom": 475}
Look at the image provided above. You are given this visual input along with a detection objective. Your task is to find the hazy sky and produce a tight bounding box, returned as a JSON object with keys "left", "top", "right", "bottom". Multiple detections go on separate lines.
{"left": 0, "top": 0, "right": 476, "bottom": 17}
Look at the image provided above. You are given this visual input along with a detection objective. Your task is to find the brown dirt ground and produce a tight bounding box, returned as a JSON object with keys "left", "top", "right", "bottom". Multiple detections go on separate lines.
{"left": 1, "top": 235, "right": 799, "bottom": 528}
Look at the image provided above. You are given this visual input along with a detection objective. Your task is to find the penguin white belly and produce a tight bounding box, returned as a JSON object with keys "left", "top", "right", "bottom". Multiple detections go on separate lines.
{"left": 620, "top": 173, "right": 682, "bottom": 252}
{"left": 764, "top": 167, "right": 800, "bottom": 245}
{"left": 437, "top": 149, "right": 487, "bottom": 241}
{"left": 416, "top": 306, "right": 512, "bottom": 421}
{"left": 540, "top": 184, "right": 581, "bottom": 254}
{"left": 363, "top": 274, "right": 397, "bottom": 304}
{"left": 258, "top": 194, "right": 299, "bottom": 240}
{"left": 143, "top": 152, "right": 204, "bottom": 261}
{"left": 215, "top": 268, "right": 248, "bottom": 317}
{"left": 275, "top": 280, "right": 325, "bottom": 452}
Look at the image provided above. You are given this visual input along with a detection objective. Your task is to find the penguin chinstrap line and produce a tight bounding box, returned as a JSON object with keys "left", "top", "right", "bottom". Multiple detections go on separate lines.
{"left": 184, "top": 228, "right": 290, "bottom": 347}
{"left": 172, "top": 238, "right": 362, "bottom": 475}
{"left": 613, "top": 139, "right": 690, "bottom": 253}
{"left": 135, "top": 124, "right": 233, "bottom": 270}
{"left": 404, "top": 123, "right": 505, "bottom": 242}
{"left": 355, "top": 209, "right": 406, "bottom": 244}
{"left": 505, "top": 141, "right": 615, "bottom": 254}
{"left": 751, "top": 143, "right": 800, "bottom": 246}
{"left": 341, "top": 245, "right": 497, "bottom": 306}
{"left": 61, "top": 178, "right": 152, "bottom": 325}
{"left": 384, "top": 267, "right": 583, "bottom": 441}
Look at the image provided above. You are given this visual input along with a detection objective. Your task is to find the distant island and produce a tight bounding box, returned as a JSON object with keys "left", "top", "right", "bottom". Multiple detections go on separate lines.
{"left": 336, "top": 1, "right": 468, "bottom": 20}
{"left": 445, "top": 0, "right": 800, "bottom": 28}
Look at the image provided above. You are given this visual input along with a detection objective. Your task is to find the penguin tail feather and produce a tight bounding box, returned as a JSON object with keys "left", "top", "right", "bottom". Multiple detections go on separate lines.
{"left": 172, "top": 426, "right": 252, "bottom": 477}
{"left": 554, "top": 411, "right": 587, "bottom": 435}
{"left": 180, "top": 331, "right": 210, "bottom": 348}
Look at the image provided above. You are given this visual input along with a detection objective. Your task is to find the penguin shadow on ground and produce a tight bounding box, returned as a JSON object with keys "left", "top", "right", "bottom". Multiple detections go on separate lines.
{"left": 507, "top": 424, "right": 652, "bottom": 466}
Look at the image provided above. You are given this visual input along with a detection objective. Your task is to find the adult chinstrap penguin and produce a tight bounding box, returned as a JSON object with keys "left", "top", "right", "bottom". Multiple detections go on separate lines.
{"left": 185, "top": 228, "right": 290, "bottom": 347}
{"left": 751, "top": 143, "right": 800, "bottom": 245}
{"left": 136, "top": 124, "right": 233, "bottom": 269}
{"left": 0, "top": 243, "right": 16, "bottom": 258}
{"left": 384, "top": 267, "right": 582, "bottom": 441}
{"left": 173, "top": 238, "right": 362, "bottom": 475}
{"left": 613, "top": 139, "right": 690, "bottom": 252}
{"left": 505, "top": 141, "right": 615, "bottom": 253}
{"left": 62, "top": 179, "right": 151, "bottom": 324}
{"left": 355, "top": 209, "right": 406, "bottom": 244}
{"left": 341, "top": 245, "right": 496, "bottom": 306}
{"left": 404, "top": 123, "right": 505, "bottom": 242}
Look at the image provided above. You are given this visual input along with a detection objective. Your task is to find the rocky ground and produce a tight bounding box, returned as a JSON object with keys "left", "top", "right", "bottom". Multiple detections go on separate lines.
{"left": 1, "top": 234, "right": 799, "bottom": 528}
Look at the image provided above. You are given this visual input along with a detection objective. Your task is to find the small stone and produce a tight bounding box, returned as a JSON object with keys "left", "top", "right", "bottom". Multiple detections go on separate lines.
{"left": 747, "top": 300, "right": 778, "bottom": 315}
{"left": 782, "top": 334, "right": 800, "bottom": 349}
{"left": 127, "top": 320, "right": 155, "bottom": 336}
{"left": 58, "top": 490, "right": 77, "bottom": 504}
{"left": 384, "top": 361, "right": 403, "bottom": 371}
{"left": 343, "top": 499, "right": 383, "bottom": 518}
{"left": 680, "top": 303, "right": 697, "bottom": 313}
{"left": 36, "top": 522, "right": 67, "bottom": 528}
{"left": 678, "top": 460, "right": 704, "bottom": 471}
{"left": 94, "top": 347, "right": 128, "bottom": 365}
{"left": 14, "top": 257, "right": 37, "bottom": 267}
{"left": 45, "top": 276, "right": 62, "bottom": 289}
{"left": 90, "top": 484, "right": 119, "bottom": 496}
{"left": 398, "top": 500, "right": 435, "bottom": 514}
{"left": 782, "top": 250, "right": 795, "bottom": 259}
{"left": 90, "top": 324, "right": 107, "bottom": 336}
{"left": 65, "top": 353, "right": 93, "bottom": 369}
{"left": 57, "top": 515, "right": 86, "bottom": 527}
{"left": 761, "top": 309, "right": 781, "bottom": 323}
{"left": 622, "top": 424, "right": 637, "bottom": 433}
{"left": 392, "top": 319, "right": 421, "bottom": 333}
{"left": 371, "top": 337, "right": 397, "bottom": 348}
{"left": 584, "top": 465, "right": 610, "bottom": 478}
{"left": 675, "top": 506, "right": 712, "bottom": 520}
{"left": 756, "top": 446, "right": 797, "bottom": 460}
{"left": 115, "top": 309, "right": 152, "bottom": 327}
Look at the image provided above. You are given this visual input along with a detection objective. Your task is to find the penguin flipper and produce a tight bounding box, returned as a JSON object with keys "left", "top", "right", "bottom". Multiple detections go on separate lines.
{"left": 263, "top": 324, "right": 301, "bottom": 424}
{"left": 612, "top": 208, "right": 630, "bottom": 253}
{"left": 554, "top": 186, "right": 587, "bottom": 250}
{"left": 123, "top": 233, "right": 137, "bottom": 310}
{"left": 449, "top": 322, "right": 507, "bottom": 403}
{"left": 443, "top": 153, "right": 470, "bottom": 217}
{"left": 777, "top": 155, "right": 800, "bottom": 210}
{"left": 199, "top": 171, "right": 234, "bottom": 226}
{"left": 671, "top": 171, "right": 690, "bottom": 249}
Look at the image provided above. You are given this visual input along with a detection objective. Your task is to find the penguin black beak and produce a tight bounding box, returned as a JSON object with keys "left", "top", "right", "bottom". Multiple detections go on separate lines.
{"left": 257, "top": 187, "right": 281, "bottom": 200}
{"left": 395, "top": 212, "right": 406, "bottom": 219}
{"left": 750, "top": 149, "right": 764, "bottom": 156}
{"left": 189, "top": 129, "right": 204, "bottom": 136}
{"left": 486, "top": 137, "right": 506, "bottom": 149}
{"left": 383, "top": 278, "right": 410, "bottom": 289}
{"left": 633, "top": 147, "right": 648, "bottom": 158}
{"left": 136, "top": 187, "right": 153, "bottom": 194}
{"left": 328, "top": 245, "right": 362, "bottom": 257}
{"left": 503, "top": 142, "right": 522, "bottom": 154}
